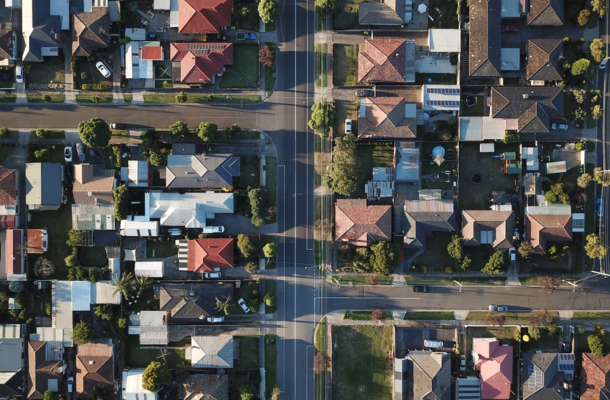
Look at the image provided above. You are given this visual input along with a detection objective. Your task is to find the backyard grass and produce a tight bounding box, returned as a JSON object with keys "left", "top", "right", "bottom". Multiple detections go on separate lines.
{"left": 142, "top": 94, "right": 260, "bottom": 103}
{"left": 237, "top": 155, "right": 260, "bottom": 189}
{"left": 335, "top": 99, "right": 358, "bottom": 137}
{"left": 28, "top": 57, "right": 65, "bottom": 84}
{"left": 234, "top": 335, "right": 259, "bottom": 368}
{"left": 146, "top": 239, "right": 178, "bottom": 258}
{"left": 0, "top": 146, "right": 16, "bottom": 164}
{"left": 78, "top": 246, "right": 107, "bottom": 267}
{"left": 416, "top": 73, "right": 457, "bottom": 84}
{"left": 333, "top": 44, "right": 358, "bottom": 86}
{"left": 264, "top": 43, "right": 277, "bottom": 93}
{"left": 334, "top": 0, "right": 368, "bottom": 29}
{"left": 410, "top": 233, "right": 454, "bottom": 271}
{"left": 125, "top": 335, "right": 186, "bottom": 368}
{"left": 459, "top": 142, "right": 519, "bottom": 209}
{"left": 343, "top": 311, "right": 393, "bottom": 320}
{"left": 265, "top": 335, "right": 277, "bottom": 398}
{"left": 521, "top": 326, "right": 560, "bottom": 351}
{"left": 404, "top": 311, "right": 455, "bottom": 320}
{"left": 461, "top": 95, "right": 484, "bottom": 116}
{"left": 332, "top": 326, "right": 393, "bottom": 400}
{"left": 264, "top": 279, "right": 277, "bottom": 313}
{"left": 29, "top": 130, "right": 65, "bottom": 140}
{"left": 27, "top": 94, "right": 65, "bottom": 103}
{"left": 75, "top": 95, "right": 113, "bottom": 103}
{"left": 219, "top": 44, "right": 260, "bottom": 88}
{"left": 428, "top": 0, "right": 459, "bottom": 28}
{"left": 0, "top": 95, "right": 16, "bottom": 103}
{"left": 332, "top": 275, "right": 393, "bottom": 285}
{"left": 315, "top": 43, "right": 328, "bottom": 87}
{"left": 572, "top": 312, "right": 610, "bottom": 320}
{"left": 234, "top": 0, "right": 260, "bottom": 30}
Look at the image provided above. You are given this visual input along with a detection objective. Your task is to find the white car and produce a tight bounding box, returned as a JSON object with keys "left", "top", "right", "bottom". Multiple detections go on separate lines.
{"left": 551, "top": 123, "right": 568, "bottom": 130}
{"left": 64, "top": 146, "right": 73, "bottom": 162}
{"left": 345, "top": 119, "right": 352, "bottom": 134}
{"left": 15, "top": 66, "right": 23, "bottom": 83}
{"left": 67, "top": 377, "right": 74, "bottom": 393}
{"left": 509, "top": 247, "right": 516, "bottom": 261}
{"left": 95, "top": 61, "right": 111, "bottom": 78}
{"left": 238, "top": 298, "right": 251, "bottom": 313}
{"left": 204, "top": 272, "right": 221, "bottom": 279}
{"left": 207, "top": 316, "right": 224, "bottom": 323}
{"left": 424, "top": 340, "right": 443, "bottom": 348}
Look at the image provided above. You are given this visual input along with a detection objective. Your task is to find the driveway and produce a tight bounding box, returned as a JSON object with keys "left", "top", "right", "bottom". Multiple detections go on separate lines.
{"left": 395, "top": 327, "right": 457, "bottom": 357}
{"left": 212, "top": 213, "right": 277, "bottom": 235}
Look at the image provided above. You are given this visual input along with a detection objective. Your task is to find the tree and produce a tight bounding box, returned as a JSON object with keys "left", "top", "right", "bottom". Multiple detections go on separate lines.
{"left": 592, "top": 0, "right": 607, "bottom": 16}
{"left": 149, "top": 152, "right": 166, "bottom": 167}
{"left": 249, "top": 188, "right": 265, "bottom": 224}
{"left": 239, "top": 384, "right": 256, "bottom": 400}
{"left": 258, "top": 0, "right": 279, "bottom": 23}
{"left": 35, "top": 128, "right": 48, "bottom": 138}
{"left": 196, "top": 122, "right": 218, "bottom": 142}
{"left": 216, "top": 296, "right": 232, "bottom": 315}
{"left": 482, "top": 251, "right": 506, "bottom": 275}
{"left": 169, "top": 121, "right": 189, "bottom": 141}
{"left": 44, "top": 391, "right": 58, "bottom": 400}
{"left": 572, "top": 58, "right": 591, "bottom": 75}
{"left": 578, "top": 9, "right": 591, "bottom": 26}
{"left": 578, "top": 173, "right": 593, "bottom": 188}
{"left": 34, "top": 149, "right": 49, "bottom": 161}
{"left": 223, "top": 124, "right": 242, "bottom": 138}
{"left": 447, "top": 235, "right": 464, "bottom": 264}
{"left": 111, "top": 272, "right": 134, "bottom": 298}
{"left": 585, "top": 233, "right": 608, "bottom": 259}
{"left": 113, "top": 184, "right": 130, "bottom": 221}
{"left": 308, "top": 101, "right": 336, "bottom": 138}
{"left": 65, "top": 254, "right": 78, "bottom": 267}
{"left": 237, "top": 234, "right": 259, "bottom": 259}
{"left": 134, "top": 275, "right": 153, "bottom": 295}
{"left": 593, "top": 104, "right": 603, "bottom": 119}
{"left": 94, "top": 305, "right": 113, "bottom": 320}
{"left": 594, "top": 167, "right": 610, "bottom": 186}
{"left": 537, "top": 276, "right": 560, "bottom": 294}
{"left": 34, "top": 257, "right": 55, "bottom": 278}
{"left": 175, "top": 91, "right": 187, "bottom": 103}
{"left": 577, "top": 325, "right": 586, "bottom": 334}
{"left": 487, "top": 312, "right": 506, "bottom": 327}
{"left": 8, "top": 281, "right": 24, "bottom": 293}
{"left": 316, "top": 0, "right": 336, "bottom": 11}
{"left": 263, "top": 242, "right": 277, "bottom": 258}
{"left": 259, "top": 45, "right": 275, "bottom": 67}
{"left": 529, "top": 309, "right": 554, "bottom": 328}
{"left": 142, "top": 362, "right": 171, "bottom": 392}
{"left": 529, "top": 326, "right": 541, "bottom": 340}
{"left": 372, "top": 309, "right": 386, "bottom": 321}
{"left": 502, "top": 130, "right": 520, "bottom": 144}
{"left": 460, "top": 256, "right": 472, "bottom": 272}
{"left": 72, "top": 321, "right": 94, "bottom": 345}
{"left": 572, "top": 88, "right": 586, "bottom": 104}
{"left": 118, "top": 318, "right": 128, "bottom": 328}
{"left": 67, "top": 266, "right": 86, "bottom": 281}
{"left": 245, "top": 262, "right": 257, "bottom": 273}
{"left": 589, "top": 334, "right": 608, "bottom": 357}
{"left": 353, "top": 247, "right": 371, "bottom": 272}
{"left": 0, "top": 128, "right": 9, "bottom": 138}
{"left": 518, "top": 241, "right": 534, "bottom": 259}
{"left": 313, "top": 353, "right": 329, "bottom": 373}
{"left": 328, "top": 135, "right": 362, "bottom": 196}
{"left": 591, "top": 38, "right": 606, "bottom": 63}
{"left": 271, "top": 386, "right": 282, "bottom": 400}
{"left": 141, "top": 138, "right": 160, "bottom": 155}
{"left": 264, "top": 292, "right": 277, "bottom": 307}
{"left": 369, "top": 242, "right": 399, "bottom": 276}
{"left": 78, "top": 117, "right": 111, "bottom": 148}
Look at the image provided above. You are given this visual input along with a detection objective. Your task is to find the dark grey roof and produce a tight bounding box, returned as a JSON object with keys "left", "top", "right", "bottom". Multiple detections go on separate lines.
{"left": 166, "top": 153, "right": 240, "bottom": 190}
{"left": 359, "top": 2, "right": 404, "bottom": 25}
{"left": 403, "top": 200, "right": 455, "bottom": 248}
{"left": 159, "top": 283, "right": 234, "bottom": 321}
{"left": 407, "top": 351, "right": 451, "bottom": 400}
{"left": 0, "top": 338, "right": 23, "bottom": 372}
{"left": 26, "top": 163, "right": 63, "bottom": 207}
{"left": 469, "top": 0, "right": 501, "bottom": 77}
{"left": 527, "top": 39, "right": 563, "bottom": 81}
{"left": 491, "top": 87, "right": 563, "bottom": 133}
{"left": 23, "top": 0, "right": 62, "bottom": 62}
{"left": 522, "top": 352, "right": 564, "bottom": 400}
{"left": 528, "top": 0, "right": 564, "bottom": 25}
{"left": 0, "top": 370, "right": 23, "bottom": 398}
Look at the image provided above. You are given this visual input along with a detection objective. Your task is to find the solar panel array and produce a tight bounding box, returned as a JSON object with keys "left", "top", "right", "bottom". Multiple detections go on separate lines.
{"left": 565, "top": 373, "right": 574, "bottom": 380}
{"left": 527, "top": 365, "right": 543, "bottom": 391}
{"left": 559, "top": 353, "right": 576, "bottom": 380}
{"left": 559, "top": 354, "right": 575, "bottom": 361}
{"left": 186, "top": 44, "right": 226, "bottom": 54}
{"left": 558, "top": 364, "right": 574, "bottom": 371}
{"left": 426, "top": 87, "right": 460, "bottom": 94}
{"left": 426, "top": 100, "right": 460, "bottom": 107}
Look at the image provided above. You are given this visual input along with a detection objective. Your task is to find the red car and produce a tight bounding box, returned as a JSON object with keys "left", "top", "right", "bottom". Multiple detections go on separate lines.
{"left": 501, "top": 25, "right": 518, "bottom": 32}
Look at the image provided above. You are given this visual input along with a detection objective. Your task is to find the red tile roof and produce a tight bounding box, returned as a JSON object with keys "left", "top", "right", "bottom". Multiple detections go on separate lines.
{"left": 75, "top": 344, "right": 113, "bottom": 399}
{"left": 335, "top": 199, "right": 392, "bottom": 246}
{"left": 525, "top": 213, "right": 572, "bottom": 254}
{"left": 0, "top": 169, "right": 17, "bottom": 205}
{"left": 170, "top": 42, "right": 233, "bottom": 83}
{"left": 5, "top": 229, "right": 22, "bottom": 275}
{"left": 474, "top": 340, "right": 513, "bottom": 399}
{"left": 0, "top": 215, "right": 15, "bottom": 228}
{"left": 187, "top": 238, "right": 234, "bottom": 272}
{"left": 179, "top": 0, "right": 233, "bottom": 34}
{"left": 358, "top": 39, "right": 406, "bottom": 83}
{"left": 141, "top": 46, "right": 163, "bottom": 60}
{"left": 581, "top": 353, "right": 610, "bottom": 400}
{"left": 357, "top": 97, "right": 417, "bottom": 139}
{"left": 27, "top": 230, "right": 46, "bottom": 254}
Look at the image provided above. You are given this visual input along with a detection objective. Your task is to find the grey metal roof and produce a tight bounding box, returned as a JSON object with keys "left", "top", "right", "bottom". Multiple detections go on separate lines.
{"left": 522, "top": 352, "right": 564, "bottom": 400}
{"left": 0, "top": 336, "right": 23, "bottom": 372}
{"left": 25, "top": 163, "right": 62, "bottom": 207}
{"left": 149, "top": 191, "right": 234, "bottom": 228}
{"left": 23, "top": 0, "right": 63, "bottom": 62}
{"left": 190, "top": 336, "right": 234, "bottom": 368}
{"left": 166, "top": 153, "right": 240, "bottom": 189}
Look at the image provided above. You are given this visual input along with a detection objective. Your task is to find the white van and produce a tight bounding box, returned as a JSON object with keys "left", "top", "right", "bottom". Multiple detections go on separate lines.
{"left": 424, "top": 340, "right": 443, "bottom": 348}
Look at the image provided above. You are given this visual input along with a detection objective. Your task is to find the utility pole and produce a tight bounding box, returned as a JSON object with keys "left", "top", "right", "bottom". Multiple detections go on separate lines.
{"left": 454, "top": 280, "right": 463, "bottom": 293}
{"left": 561, "top": 279, "right": 578, "bottom": 292}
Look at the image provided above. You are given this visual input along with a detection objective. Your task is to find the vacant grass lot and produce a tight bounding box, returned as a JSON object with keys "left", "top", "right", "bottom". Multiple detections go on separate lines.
{"left": 28, "top": 57, "right": 65, "bottom": 84}
{"left": 146, "top": 239, "right": 177, "bottom": 258}
{"left": 315, "top": 43, "right": 327, "bottom": 87}
{"left": 332, "top": 326, "right": 393, "bottom": 400}
{"left": 234, "top": 336, "right": 259, "bottom": 368}
{"left": 333, "top": 44, "right": 358, "bottom": 86}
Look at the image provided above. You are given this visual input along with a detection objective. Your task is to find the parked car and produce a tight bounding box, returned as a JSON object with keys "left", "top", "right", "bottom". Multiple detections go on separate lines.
{"left": 204, "top": 272, "right": 222, "bottom": 279}
{"left": 88, "top": 148, "right": 104, "bottom": 164}
{"left": 489, "top": 305, "right": 508, "bottom": 311}
{"left": 110, "top": 123, "right": 125, "bottom": 129}
{"left": 460, "top": 355, "right": 466, "bottom": 371}
{"left": 238, "top": 298, "right": 251, "bottom": 313}
{"left": 509, "top": 247, "right": 516, "bottom": 261}
{"left": 245, "top": 33, "right": 257, "bottom": 39}
{"left": 597, "top": 198, "right": 604, "bottom": 217}
{"left": 412, "top": 286, "right": 428, "bottom": 293}
{"left": 206, "top": 316, "right": 225, "bottom": 323}
{"left": 355, "top": 89, "right": 375, "bottom": 97}
{"left": 15, "top": 66, "right": 23, "bottom": 83}
{"left": 345, "top": 119, "right": 352, "bottom": 134}
{"left": 95, "top": 61, "right": 111, "bottom": 78}
{"left": 501, "top": 25, "right": 518, "bottom": 32}
{"left": 551, "top": 122, "right": 568, "bottom": 130}
{"left": 75, "top": 142, "right": 86, "bottom": 162}
{"left": 600, "top": 60, "right": 606, "bottom": 69}
{"left": 67, "top": 377, "right": 74, "bottom": 393}
{"left": 64, "top": 146, "right": 73, "bottom": 162}
{"left": 424, "top": 340, "right": 443, "bottom": 348}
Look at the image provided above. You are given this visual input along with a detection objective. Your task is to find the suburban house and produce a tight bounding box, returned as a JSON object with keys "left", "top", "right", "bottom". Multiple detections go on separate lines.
{"left": 422, "top": 85, "right": 461, "bottom": 112}
{"left": 459, "top": 117, "right": 507, "bottom": 141}
{"left": 170, "top": 42, "right": 233, "bottom": 84}
{"left": 428, "top": 29, "right": 462, "bottom": 53}
{"left": 188, "top": 336, "right": 234, "bottom": 368}
{"left": 0, "top": 169, "right": 18, "bottom": 228}
{"left": 71, "top": 7, "right": 110, "bottom": 56}
{"left": 159, "top": 283, "right": 234, "bottom": 322}
{"left": 357, "top": 97, "right": 417, "bottom": 139}
{"left": 580, "top": 353, "right": 610, "bottom": 400}
{"left": 5, "top": 229, "right": 25, "bottom": 281}
{"left": 461, "top": 210, "right": 515, "bottom": 249}
{"left": 75, "top": 343, "right": 114, "bottom": 398}
{"left": 73, "top": 164, "right": 116, "bottom": 206}
{"left": 490, "top": 87, "right": 563, "bottom": 133}
{"left": 183, "top": 375, "right": 228, "bottom": 400}
{"left": 178, "top": 238, "right": 235, "bottom": 272}
{"left": 525, "top": 205, "right": 573, "bottom": 254}
{"left": 120, "top": 160, "right": 149, "bottom": 187}
{"left": 72, "top": 203, "right": 115, "bottom": 230}
{"left": 26, "top": 229, "right": 48, "bottom": 254}
{"left": 178, "top": 0, "right": 232, "bottom": 33}
{"left": 403, "top": 199, "right": 455, "bottom": 248}
{"left": 146, "top": 191, "right": 233, "bottom": 229}
{"left": 126, "top": 41, "right": 163, "bottom": 80}
{"left": 167, "top": 145, "right": 240, "bottom": 189}
{"left": 527, "top": 0, "right": 563, "bottom": 25}
{"left": 22, "top": 0, "right": 67, "bottom": 62}
{"left": 0, "top": 29, "right": 16, "bottom": 65}
{"left": 128, "top": 311, "right": 169, "bottom": 345}
{"left": 456, "top": 377, "right": 481, "bottom": 400}
{"left": 122, "top": 369, "right": 158, "bottom": 400}
{"left": 472, "top": 339, "right": 513, "bottom": 399}
{"left": 358, "top": 0, "right": 411, "bottom": 26}
{"left": 25, "top": 163, "right": 63, "bottom": 211}
{"left": 468, "top": 0, "right": 501, "bottom": 77}
{"left": 401, "top": 351, "right": 451, "bottom": 400}
{"left": 358, "top": 39, "right": 415, "bottom": 84}
{"left": 27, "top": 340, "right": 65, "bottom": 399}
{"left": 0, "top": 325, "right": 25, "bottom": 400}
{"left": 334, "top": 199, "right": 392, "bottom": 246}
{"left": 526, "top": 39, "right": 563, "bottom": 83}
{"left": 522, "top": 352, "right": 575, "bottom": 399}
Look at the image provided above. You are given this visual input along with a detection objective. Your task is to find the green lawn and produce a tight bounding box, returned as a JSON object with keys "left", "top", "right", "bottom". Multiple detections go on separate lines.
{"left": 75, "top": 95, "right": 113, "bottom": 103}
{"left": 142, "top": 94, "right": 260, "bottom": 104}
{"left": 125, "top": 335, "right": 186, "bottom": 368}
{"left": 0, "top": 146, "right": 16, "bottom": 164}
{"left": 123, "top": 94, "right": 133, "bottom": 103}
{"left": 343, "top": 311, "right": 393, "bottom": 320}
{"left": 234, "top": 0, "right": 260, "bottom": 30}
{"left": 219, "top": 72, "right": 257, "bottom": 89}
{"left": 332, "top": 275, "right": 393, "bottom": 285}
{"left": 265, "top": 335, "right": 277, "bottom": 398}
{"left": 264, "top": 43, "right": 277, "bottom": 93}
{"left": 29, "top": 130, "right": 65, "bottom": 140}
{"left": 28, "top": 57, "right": 65, "bottom": 84}
{"left": 264, "top": 279, "right": 277, "bottom": 313}
{"left": 415, "top": 73, "right": 457, "bottom": 84}
{"left": 27, "top": 145, "right": 65, "bottom": 163}
{"left": 521, "top": 326, "right": 560, "bottom": 352}
{"left": 411, "top": 233, "right": 454, "bottom": 271}
{"left": 227, "top": 280, "right": 260, "bottom": 315}
{"left": 237, "top": 155, "right": 260, "bottom": 189}
{"left": 335, "top": 99, "right": 358, "bottom": 137}
{"left": 332, "top": 326, "right": 393, "bottom": 400}
{"left": 234, "top": 335, "right": 259, "bottom": 368}
{"left": 428, "top": 0, "right": 459, "bottom": 28}
{"left": 334, "top": 0, "right": 368, "bottom": 29}
{"left": 572, "top": 312, "right": 610, "bottom": 320}
{"left": 0, "top": 95, "right": 16, "bottom": 103}
{"left": 27, "top": 94, "right": 65, "bottom": 103}
{"left": 315, "top": 318, "right": 327, "bottom": 400}
{"left": 466, "top": 311, "right": 558, "bottom": 321}
{"left": 404, "top": 311, "right": 455, "bottom": 320}
{"left": 219, "top": 43, "right": 260, "bottom": 88}
{"left": 333, "top": 44, "right": 358, "bottom": 86}
{"left": 266, "top": 156, "right": 277, "bottom": 222}
{"left": 146, "top": 239, "right": 178, "bottom": 258}
{"left": 461, "top": 95, "right": 484, "bottom": 116}
{"left": 315, "top": 43, "right": 328, "bottom": 87}
{"left": 78, "top": 246, "right": 107, "bottom": 267}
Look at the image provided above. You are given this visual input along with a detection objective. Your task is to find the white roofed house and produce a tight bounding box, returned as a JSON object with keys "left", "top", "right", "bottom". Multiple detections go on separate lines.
{"left": 125, "top": 41, "right": 163, "bottom": 81}
{"left": 428, "top": 29, "right": 461, "bottom": 53}
{"left": 122, "top": 369, "right": 157, "bottom": 400}
{"left": 128, "top": 311, "right": 169, "bottom": 345}
{"left": 121, "top": 160, "right": 149, "bottom": 187}
{"left": 149, "top": 191, "right": 233, "bottom": 229}
{"left": 188, "top": 336, "right": 234, "bottom": 368}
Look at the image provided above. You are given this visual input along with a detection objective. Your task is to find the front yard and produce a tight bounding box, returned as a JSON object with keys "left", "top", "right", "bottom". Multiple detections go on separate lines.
{"left": 73, "top": 57, "right": 112, "bottom": 89}
{"left": 233, "top": 0, "right": 260, "bottom": 30}
{"left": 315, "top": 43, "right": 328, "bottom": 87}
{"left": 27, "top": 57, "right": 65, "bottom": 85}
{"left": 334, "top": 0, "right": 369, "bottom": 29}
{"left": 410, "top": 233, "right": 454, "bottom": 273}
{"left": 333, "top": 44, "right": 358, "bottom": 86}
{"left": 234, "top": 336, "right": 259, "bottom": 369}
{"left": 219, "top": 44, "right": 260, "bottom": 88}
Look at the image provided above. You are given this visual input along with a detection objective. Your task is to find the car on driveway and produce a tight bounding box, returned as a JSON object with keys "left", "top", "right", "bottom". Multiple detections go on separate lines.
{"left": 75, "top": 142, "right": 86, "bottom": 163}
{"left": 204, "top": 272, "right": 221, "bottom": 279}
{"left": 345, "top": 119, "right": 352, "bottom": 134}
{"left": 15, "top": 66, "right": 23, "bottom": 83}
{"left": 67, "top": 377, "right": 74, "bottom": 393}
{"left": 88, "top": 148, "right": 103, "bottom": 164}
{"left": 355, "top": 89, "right": 375, "bottom": 97}
{"left": 501, "top": 25, "right": 518, "bottom": 32}
{"left": 551, "top": 122, "right": 568, "bottom": 130}
{"left": 95, "top": 61, "right": 111, "bottom": 78}
{"left": 238, "top": 298, "right": 251, "bottom": 313}
{"left": 424, "top": 340, "right": 443, "bottom": 348}
{"left": 489, "top": 304, "right": 508, "bottom": 311}
{"left": 64, "top": 146, "right": 73, "bottom": 162}
{"left": 597, "top": 198, "right": 604, "bottom": 217}
{"left": 412, "top": 286, "right": 428, "bottom": 292}
{"left": 509, "top": 247, "right": 516, "bottom": 261}
{"left": 207, "top": 316, "right": 224, "bottom": 323}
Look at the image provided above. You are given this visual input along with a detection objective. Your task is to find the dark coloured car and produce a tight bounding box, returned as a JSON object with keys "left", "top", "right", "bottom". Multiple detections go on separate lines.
{"left": 89, "top": 148, "right": 103, "bottom": 164}
{"left": 75, "top": 142, "right": 86, "bottom": 163}
{"left": 501, "top": 25, "right": 518, "bottom": 32}
{"left": 412, "top": 286, "right": 429, "bottom": 293}
{"left": 65, "top": 164, "right": 73, "bottom": 182}
{"left": 355, "top": 89, "right": 375, "bottom": 97}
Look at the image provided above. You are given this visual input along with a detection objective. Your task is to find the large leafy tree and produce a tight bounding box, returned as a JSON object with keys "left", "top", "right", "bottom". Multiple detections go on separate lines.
{"left": 369, "top": 242, "right": 400, "bottom": 276}
{"left": 237, "top": 234, "right": 259, "bottom": 259}
{"left": 142, "top": 362, "right": 171, "bottom": 392}
{"left": 263, "top": 242, "right": 277, "bottom": 258}
{"left": 482, "top": 251, "right": 506, "bottom": 275}
{"left": 585, "top": 233, "right": 608, "bottom": 259}
{"left": 308, "top": 101, "right": 336, "bottom": 138}
{"left": 518, "top": 241, "right": 534, "bottom": 259}
{"left": 447, "top": 235, "right": 464, "bottom": 264}
{"left": 594, "top": 167, "right": 610, "bottom": 186}
{"left": 113, "top": 184, "right": 130, "bottom": 221}
{"left": 78, "top": 117, "right": 111, "bottom": 148}
{"left": 196, "top": 122, "right": 218, "bottom": 142}
{"left": 169, "top": 121, "right": 189, "bottom": 141}
{"left": 571, "top": 58, "right": 591, "bottom": 76}
{"left": 591, "top": 38, "right": 606, "bottom": 62}
{"left": 328, "top": 135, "right": 362, "bottom": 196}
{"left": 72, "top": 321, "right": 94, "bottom": 345}
{"left": 589, "top": 335, "right": 608, "bottom": 357}
{"left": 216, "top": 296, "right": 233, "bottom": 315}
{"left": 258, "top": 0, "right": 280, "bottom": 23}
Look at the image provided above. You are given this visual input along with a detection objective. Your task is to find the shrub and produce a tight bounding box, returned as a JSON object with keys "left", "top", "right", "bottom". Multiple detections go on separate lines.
{"left": 591, "top": 39, "right": 606, "bottom": 63}
{"left": 43, "top": 95, "right": 51, "bottom": 102}
{"left": 589, "top": 334, "right": 608, "bottom": 357}
{"left": 264, "top": 292, "right": 276, "bottom": 307}
{"left": 578, "top": 9, "right": 591, "bottom": 26}
{"left": 65, "top": 254, "right": 78, "bottom": 267}
{"left": 245, "top": 262, "right": 257, "bottom": 273}
{"left": 0, "top": 128, "right": 9, "bottom": 138}
{"left": 572, "top": 59, "right": 591, "bottom": 75}
{"left": 35, "top": 129, "right": 48, "bottom": 138}
{"left": 81, "top": 72, "right": 88, "bottom": 79}
{"left": 162, "top": 80, "right": 172, "bottom": 88}
{"left": 175, "top": 91, "right": 187, "bottom": 103}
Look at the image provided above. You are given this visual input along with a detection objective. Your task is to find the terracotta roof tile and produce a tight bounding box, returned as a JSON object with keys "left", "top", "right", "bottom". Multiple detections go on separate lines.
{"left": 179, "top": 0, "right": 233, "bottom": 34}
{"left": 71, "top": 8, "right": 110, "bottom": 56}
{"left": 474, "top": 340, "right": 513, "bottom": 399}
{"left": 469, "top": 0, "right": 502, "bottom": 77}
{"left": 26, "top": 229, "right": 46, "bottom": 254}
{"left": 27, "top": 341, "right": 63, "bottom": 400}
{"left": 525, "top": 213, "right": 572, "bottom": 254}
{"left": 141, "top": 46, "right": 163, "bottom": 60}
{"left": 358, "top": 39, "right": 406, "bottom": 83}
{"left": 335, "top": 199, "right": 392, "bottom": 246}
{"left": 5, "top": 229, "right": 22, "bottom": 275}
{"left": 187, "top": 238, "right": 234, "bottom": 272}
{"left": 75, "top": 344, "right": 113, "bottom": 399}
{"left": 170, "top": 42, "right": 233, "bottom": 84}
{"left": 0, "top": 169, "right": 16, "bottom": 205}
{"left": 462, "top": 210, "right": 515, "bottom": 249}
{"left": 357, "top": 97, "right": 416, "bottom": 139}
{"left": 581, "top": 353, "right": 610, "bottom": 400}
{"left": 528, "top": 0, "right": 563, "bottom": 25}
